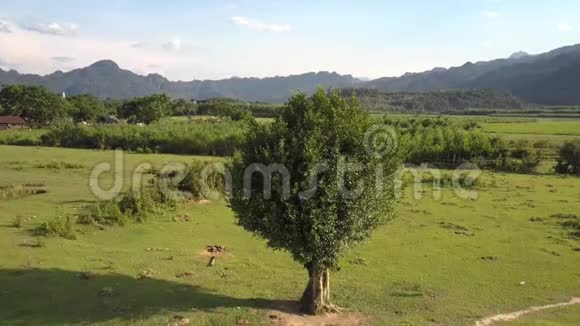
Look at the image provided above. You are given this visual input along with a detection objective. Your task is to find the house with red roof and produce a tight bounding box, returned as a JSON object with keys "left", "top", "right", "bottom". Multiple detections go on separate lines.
{"left": 0, "top": 116, "right": 27, "bottom": 130}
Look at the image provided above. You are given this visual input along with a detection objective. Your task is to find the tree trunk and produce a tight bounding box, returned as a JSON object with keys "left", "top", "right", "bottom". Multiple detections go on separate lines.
{"left": 300, "top": 262, "right": 335, "bottom": 314}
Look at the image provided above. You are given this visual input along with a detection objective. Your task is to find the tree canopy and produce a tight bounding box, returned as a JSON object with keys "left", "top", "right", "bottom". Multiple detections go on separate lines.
{"left": 228, "top": 89, "right": 403, "bottom": 314}
{"left": 0, "top": 85, "right": 71, "bottom": 127}
{"left": 118, "top": 94, "right": 171, "bottom": 124}
{"left": 68, "top": 94, "right": 106, "bottom": 123}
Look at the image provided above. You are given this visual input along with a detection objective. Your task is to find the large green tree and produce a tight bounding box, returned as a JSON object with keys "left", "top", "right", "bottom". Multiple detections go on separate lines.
{"left": 118, "top": 94, "right": 171, "bottom": 124}
{"left": 228, "top": 89, "right": 402, "bottom": 314}
{"left": 68, "top": 94, "right": 106, "bottom": 123}
{"left": 0, "top": 85, "right": 71, "bottom": 127}
{"left": 171, "top": 98, "right": 198, "bottom": 117}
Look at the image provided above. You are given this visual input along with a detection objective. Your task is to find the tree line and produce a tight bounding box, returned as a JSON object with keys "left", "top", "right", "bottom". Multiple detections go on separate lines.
{"left": 0, "top": 85, "right": 283, "bottom": 127}
{"left": 2, "top": 84, "right": 579, "bottom": 175}
{"left": 345, "top": 88, "right": 524, "bottom": 113}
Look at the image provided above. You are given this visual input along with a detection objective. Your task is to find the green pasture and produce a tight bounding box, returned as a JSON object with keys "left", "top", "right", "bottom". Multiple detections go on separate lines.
{"left": 0, "top": 146, "right": 578, "bottom": 325}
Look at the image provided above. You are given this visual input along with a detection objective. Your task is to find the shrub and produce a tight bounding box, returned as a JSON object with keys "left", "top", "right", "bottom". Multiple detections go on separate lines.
{"left": 117, "top": 190, "right": 156, "bottom": 223}
{"left": 178, "top": 160, "right": 226, "bottom": 200}
{"left": 34, "top": 215, "right": 77, "bottom": 240}
{"left": 555, "top": 141, "right": 580, "bottom": 175}
{"left": 80, "top": 183, "right": 176, "bottom": 228}
{"left": 0, "top": 129, "right": 43, "bottom": 146}
{"left": 79, "top": 199, "right": 126, "bottom": 226}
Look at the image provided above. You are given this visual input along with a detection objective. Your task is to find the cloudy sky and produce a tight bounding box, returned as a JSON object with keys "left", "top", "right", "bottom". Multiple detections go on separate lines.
{"left": 0, "top": 0, "right": 579, "bottom": 80}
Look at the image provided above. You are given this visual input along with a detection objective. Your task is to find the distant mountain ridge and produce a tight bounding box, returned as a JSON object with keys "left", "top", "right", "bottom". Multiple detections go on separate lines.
{"left": 365, "top": 44, "right": 580, "bottom": 105}
{"left": 0, "top": 60, "right": 361, "bottom": 102}
{"left": 1, "top": 43, "right": 580, "bottom": 104}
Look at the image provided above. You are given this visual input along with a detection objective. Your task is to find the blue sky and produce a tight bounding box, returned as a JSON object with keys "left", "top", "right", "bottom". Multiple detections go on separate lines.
{"left": 0, "top": 0, "right": 579, "bottom": 80}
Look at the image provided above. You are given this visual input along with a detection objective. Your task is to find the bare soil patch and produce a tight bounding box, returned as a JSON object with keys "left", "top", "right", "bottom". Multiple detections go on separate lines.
{"left": 266, "top": 301, "right": 373, "bottom": 326}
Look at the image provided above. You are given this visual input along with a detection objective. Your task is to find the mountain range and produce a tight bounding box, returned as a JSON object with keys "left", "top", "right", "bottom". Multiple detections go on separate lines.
{"left": 1, "top": 43, "right": 580, "bottom": 105}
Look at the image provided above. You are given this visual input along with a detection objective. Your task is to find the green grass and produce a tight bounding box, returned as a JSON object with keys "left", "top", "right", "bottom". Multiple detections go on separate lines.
{"left": 0, "top": 128, "right": 45, "bottom": 145}
{"left": 481, "top": 119, "right": 580, "bottom": 136}
{"left": 0, "top": 146, "right": 579, "bottom": 325}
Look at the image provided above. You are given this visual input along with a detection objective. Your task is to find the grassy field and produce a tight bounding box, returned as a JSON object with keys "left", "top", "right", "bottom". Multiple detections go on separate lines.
{"left": 480, "top": 119, "right": 580, "bottom": 136}
{"left": 0, "top": 145, "right": 578, "bottom": 325}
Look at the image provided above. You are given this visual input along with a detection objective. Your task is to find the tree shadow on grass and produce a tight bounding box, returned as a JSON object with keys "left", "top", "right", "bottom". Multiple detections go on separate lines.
{"left": 0, "top": 268, "right": 296, "bottom": 325}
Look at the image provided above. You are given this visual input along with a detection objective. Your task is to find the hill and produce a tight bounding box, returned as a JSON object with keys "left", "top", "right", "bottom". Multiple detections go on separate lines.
{"left": 0, "top": 61, "right": 361, "bottom": 102}
{"left": 366, "top": 44, "right": 580, "bottom": 105}
{"left": 1, "top": 44, "right": 580, "bottom": 105}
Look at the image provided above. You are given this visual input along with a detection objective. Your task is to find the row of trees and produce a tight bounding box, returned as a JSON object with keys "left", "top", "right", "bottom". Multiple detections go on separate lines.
{"left": 348, "top": 88, "right": 523, "bottom": 113}
{"left": 401, "top": 126, "right": 540, "bottom": 173}
{"left": 40, "top": 119, "right": 246, "bottom": 156}
{"left": 0, "top": 85, "right": 280, "bottom": 127}
{"left": 0, "top": 85, "right": 71, "bottom": 127}
{"left": 195, "top": 98, "right": 283, "bottom": 119}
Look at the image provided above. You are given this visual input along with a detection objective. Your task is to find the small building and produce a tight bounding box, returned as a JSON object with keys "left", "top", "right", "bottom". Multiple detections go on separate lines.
{"left": 0, "top": 116, "right": 27, "bottom": 130}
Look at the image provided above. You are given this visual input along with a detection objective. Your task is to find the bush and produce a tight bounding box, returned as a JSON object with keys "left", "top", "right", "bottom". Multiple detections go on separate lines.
{"left": 555, "top": 141, "right": 580, "bottom": 175}
{"left": 178, "top": 160, "right": 226, "bottom": 200}
{"left": 0, "top": 129, "right": 43, "bottom": 146}
{"left": 80, "top": 183, "right": 176, "bottom": 228}
{"left": 79, "top": 199, "right": 126, "bottom": 226}
{"left": 117, "top": 189, "right": 157, "bottom": 223}
{"left": 34, "top": 215, "right": 77, "bottom": 240}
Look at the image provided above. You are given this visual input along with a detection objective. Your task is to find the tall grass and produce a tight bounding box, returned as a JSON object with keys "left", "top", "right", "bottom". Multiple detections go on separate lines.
{"left": 40, "top": 119, "right": 246, "bottom": 156}
{"left": 0, "top": 129, "right": 44, "bottom": 146}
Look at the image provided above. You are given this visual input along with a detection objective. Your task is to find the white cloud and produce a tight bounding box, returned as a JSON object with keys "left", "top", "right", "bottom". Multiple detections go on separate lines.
{"left": 20, "top": 21, "right": 79, "bottom": 36}
{"left": 0, "top": 20, "right": 13, "bottom": 33}
{"left": 557, "top": 20, "right": 572, "bottom": 32}
{"left": 51, "top": 56, "right": 75, "bottom": 63}
{"left": 483, "top": 11, "right": 499, "bottom": 19}
{"left": 0, "top": 57, "right": 20, "bottom": 70}
{"left": 131, "top": 41, "right": 151, "bottom": 49}
{"left": 0, "top": 58, "right": 9, "bottom": 68}
{"left": 230, "top": 16, "right": 291, "bottom": 32}
{"left": 0, "top": 29, "right": 204, "bottom": 79}
{"left": 161, "top": 37, "right": 182, "bottom": 51}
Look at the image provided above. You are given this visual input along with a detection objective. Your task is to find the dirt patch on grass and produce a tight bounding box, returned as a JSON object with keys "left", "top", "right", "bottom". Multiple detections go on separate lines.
{"left": 266, "top": 301, "right": 373, "bottom": 326}
{"left": 474, "top": 297, "right": 580, "bottom": 326}
{"left": 198, "top": 245, "right": 230, "bottom": 257}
